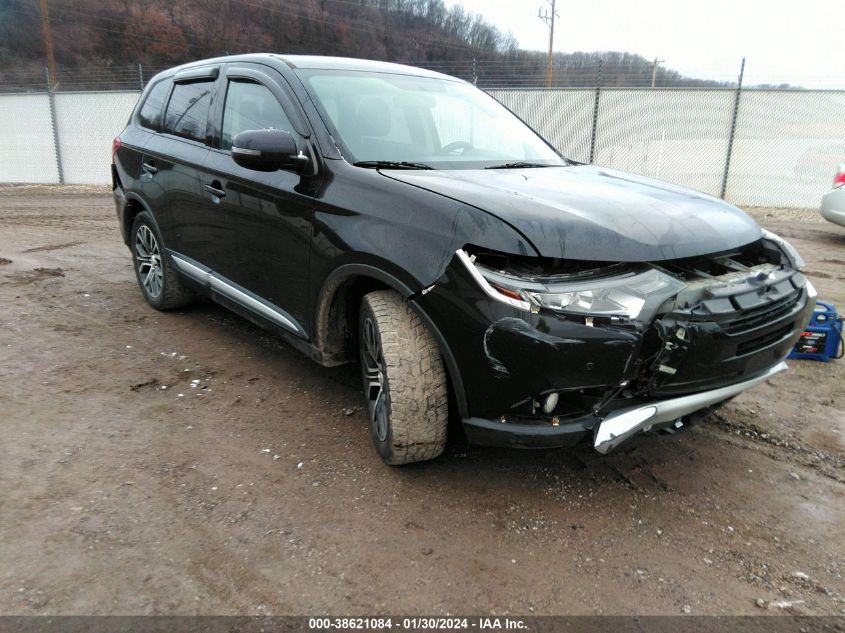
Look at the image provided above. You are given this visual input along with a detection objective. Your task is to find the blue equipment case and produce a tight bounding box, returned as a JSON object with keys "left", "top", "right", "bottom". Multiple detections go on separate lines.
{"left": 788, "top": 301, "right": 843, "bottom": 362}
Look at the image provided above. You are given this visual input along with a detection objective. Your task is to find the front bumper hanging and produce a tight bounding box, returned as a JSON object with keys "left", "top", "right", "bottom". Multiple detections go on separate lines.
{"left": 462, "top": 361, "right": 788, "bottom": 453}
{"left": 591, "top": 360, "right": 786, "bottom": 453}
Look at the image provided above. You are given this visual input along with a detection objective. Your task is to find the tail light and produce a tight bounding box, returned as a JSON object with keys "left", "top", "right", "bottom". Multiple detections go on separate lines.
{"left": 834, "top": 164, "right": 845, "bottom": 189}
{"left": 111, "top": 137, "right": 122, "bottom": 162}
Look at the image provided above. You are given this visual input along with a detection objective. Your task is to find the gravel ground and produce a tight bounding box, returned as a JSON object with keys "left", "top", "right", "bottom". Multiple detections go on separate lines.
{"left": 0, "top": 187, "right": 843, "bottom": 616}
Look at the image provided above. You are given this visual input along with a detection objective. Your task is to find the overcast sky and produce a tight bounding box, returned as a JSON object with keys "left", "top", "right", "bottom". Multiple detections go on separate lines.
{"left": 446, "top": 0, "right": 843, "bottom": 88}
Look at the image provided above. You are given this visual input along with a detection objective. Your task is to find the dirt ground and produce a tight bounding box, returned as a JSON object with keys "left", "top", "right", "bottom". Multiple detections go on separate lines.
{"left": 0, "top": 185, "right": 843, "bottom": 616}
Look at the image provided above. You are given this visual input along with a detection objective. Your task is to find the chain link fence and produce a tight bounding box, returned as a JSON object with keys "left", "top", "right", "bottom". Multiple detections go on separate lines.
{"left": 2, "top": 63, "right": 844, "bottom": 208}
{"left": 0, "top": 64, "right": 171, "bottom": 93}
{"left": 726, "top": 90, "right": 845, "bottom": 207}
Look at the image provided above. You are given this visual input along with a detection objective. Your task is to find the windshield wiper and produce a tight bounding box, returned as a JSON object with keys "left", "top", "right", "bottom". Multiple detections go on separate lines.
{"left": 353, "top": 161, "right": 433, "bottom": 170}
{"left": 484, "top": 161, "right": 555, "bottom": 169}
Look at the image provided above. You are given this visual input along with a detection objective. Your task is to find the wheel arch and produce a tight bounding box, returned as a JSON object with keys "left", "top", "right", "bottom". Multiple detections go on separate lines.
{"left": 315, "top": 263, "right": 469, "bottom": 418}
{"left": 121, "top": 192, "right": 159, "bottom": 245}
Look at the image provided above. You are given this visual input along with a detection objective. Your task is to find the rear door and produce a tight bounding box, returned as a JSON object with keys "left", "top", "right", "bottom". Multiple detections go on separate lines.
{"left": 202, "top": 64, "right": 316, "bottom": 337}
{"left": 118, "top": 78, "right": 170, "bottom": 203}
{"left": 145, "top": 67, "right": 224, "bottom": 272}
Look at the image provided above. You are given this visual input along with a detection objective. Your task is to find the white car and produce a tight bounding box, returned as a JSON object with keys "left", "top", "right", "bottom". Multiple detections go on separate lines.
{"left": 821, "top": 164, "right": 845, "bottom": 226}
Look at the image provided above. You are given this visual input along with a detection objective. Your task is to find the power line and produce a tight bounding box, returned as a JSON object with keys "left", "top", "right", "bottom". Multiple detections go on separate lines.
{"left": 8, "top": 0, "right": 504, "bottom": 63}
{"left": 227, "top": 0, "right": 502, "bottom": 54}
{"left": 6, "top": 6, "right": 221, "bottom": 51}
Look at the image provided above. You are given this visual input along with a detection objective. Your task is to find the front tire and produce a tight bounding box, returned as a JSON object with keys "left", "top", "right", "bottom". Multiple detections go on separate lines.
{"left": 359, "top": 290, "right": 449, "bottom": 465}
{"left": 130, "top": 211, "right": 195, "bottom": 310}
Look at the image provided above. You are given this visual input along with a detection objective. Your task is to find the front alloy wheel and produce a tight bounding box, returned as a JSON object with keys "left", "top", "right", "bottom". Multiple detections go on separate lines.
{"left": 358, "top": 290, "right": 449, "bottom": 465}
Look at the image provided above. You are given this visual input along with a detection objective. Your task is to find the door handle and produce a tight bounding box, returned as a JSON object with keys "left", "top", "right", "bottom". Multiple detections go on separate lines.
{"left": 142, "top": 160, "right": 158, "bottom": 175}
{"left": 204, "top": 182, "right": 226, "bottom": 198}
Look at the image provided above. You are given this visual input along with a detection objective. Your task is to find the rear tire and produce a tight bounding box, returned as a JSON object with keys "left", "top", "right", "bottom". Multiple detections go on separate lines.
{"left": 359, "top": 290, "right": 449, "bottom": 465}
{"left": 130, "top": 211, "right": 195, "bottom": 310}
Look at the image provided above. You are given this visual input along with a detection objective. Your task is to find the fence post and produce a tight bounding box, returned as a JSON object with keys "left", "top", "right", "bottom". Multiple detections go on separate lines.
{"left": 720, "top": 57, "right": 745, "bottom": 200}
{"left": 138, "top": 63, "right": 145, "bottom": 90}
{"left": 588, "top": 59, "right": 603, "bottom": 164}
{"left": 472, "top": 58, "right": 477, "bottom": 85}
{"left": 45, "top": 67, "right": 64, "bottom": 185}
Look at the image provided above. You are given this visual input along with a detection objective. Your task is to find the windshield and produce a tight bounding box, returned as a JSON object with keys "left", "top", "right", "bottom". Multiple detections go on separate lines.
{"left": 299, "top": 69, "right": 566, "bottom": 169}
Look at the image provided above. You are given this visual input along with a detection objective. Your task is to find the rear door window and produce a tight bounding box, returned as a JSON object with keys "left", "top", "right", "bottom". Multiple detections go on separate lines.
{"left": 162, "top": 80, "right": 215, "bottom": 144}
{"left": 221, "top": 79, "right": 295, "bottom": 150}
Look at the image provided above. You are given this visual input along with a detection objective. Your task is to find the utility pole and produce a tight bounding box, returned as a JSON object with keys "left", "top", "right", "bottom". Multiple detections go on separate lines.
{"left": 538, "top": 0, "right": 559, "bottom": 88}
{"left": 650, "top": 57, "right": 664, "bottom": 87}
{"left": 39, "top": 0, "right": 58, "bottom": 89}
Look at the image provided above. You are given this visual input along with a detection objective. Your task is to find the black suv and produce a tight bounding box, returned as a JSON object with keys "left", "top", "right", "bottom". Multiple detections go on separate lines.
{"left": 113, "top": 54, "right": 814, "bottom": 465}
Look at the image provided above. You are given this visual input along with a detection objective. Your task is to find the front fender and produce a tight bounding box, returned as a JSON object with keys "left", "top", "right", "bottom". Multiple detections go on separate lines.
{"left": 309, "top": 165, "right": 541, "bottom": 417}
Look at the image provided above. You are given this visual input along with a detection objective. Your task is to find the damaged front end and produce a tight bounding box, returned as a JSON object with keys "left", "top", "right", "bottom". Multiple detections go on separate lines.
{"left": 414, "top": 231, "right": 815, "bottom": 452}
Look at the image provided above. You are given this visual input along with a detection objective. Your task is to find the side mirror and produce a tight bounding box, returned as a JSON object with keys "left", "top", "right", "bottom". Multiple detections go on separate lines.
{"left": 231, "top": 129, "right": 308, "bottom": 173}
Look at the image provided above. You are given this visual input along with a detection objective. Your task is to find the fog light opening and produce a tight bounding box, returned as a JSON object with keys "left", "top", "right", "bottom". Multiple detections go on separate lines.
{"left": 542, "top": 392, "right": 559, "bottom": 414}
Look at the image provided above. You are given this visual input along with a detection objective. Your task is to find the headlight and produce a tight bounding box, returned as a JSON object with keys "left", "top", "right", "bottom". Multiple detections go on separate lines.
{"left": 457, "top": 249, "right": 685, "bottom": 320}
{"left": 761, "top": 229, "right": 805, "bottom": 269}
{"left": 521, "top": 268, "right": 684, "bottom": 318}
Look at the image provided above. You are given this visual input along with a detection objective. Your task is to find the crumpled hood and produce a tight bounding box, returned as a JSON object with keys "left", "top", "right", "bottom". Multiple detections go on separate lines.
{"left": 382, "top": 165, "right": 762, "bottom": 261}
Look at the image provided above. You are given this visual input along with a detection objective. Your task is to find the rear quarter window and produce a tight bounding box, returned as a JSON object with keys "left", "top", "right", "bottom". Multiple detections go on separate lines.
{"left": 162, "top": 80, "right": 215, "bottom": 144}
{"left": 137, "top": 80, "right": 171, "bottom": 130}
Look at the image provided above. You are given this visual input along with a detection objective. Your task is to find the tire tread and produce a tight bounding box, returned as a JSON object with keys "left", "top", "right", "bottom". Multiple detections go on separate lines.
{"left": 362, "top": 290, "right": 449, "bottom": 465}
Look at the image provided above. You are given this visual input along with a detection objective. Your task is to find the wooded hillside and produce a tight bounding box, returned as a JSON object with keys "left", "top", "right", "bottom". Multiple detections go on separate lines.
{"left": 0, "top": 0, "right": 735, "bottom": 88}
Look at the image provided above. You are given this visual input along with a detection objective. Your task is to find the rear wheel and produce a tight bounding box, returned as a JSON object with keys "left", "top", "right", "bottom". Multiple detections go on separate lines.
{"left": 130, "top": 211, "right": 195, "bottom": 310}
{"left": 359, "top": 290, "right": 449, "bottom": 465}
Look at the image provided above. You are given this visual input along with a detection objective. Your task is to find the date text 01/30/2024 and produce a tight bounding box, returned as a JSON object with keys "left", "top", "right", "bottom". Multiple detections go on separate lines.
{"left": 307, "top": 617, "right": 528, "bottom": 630}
